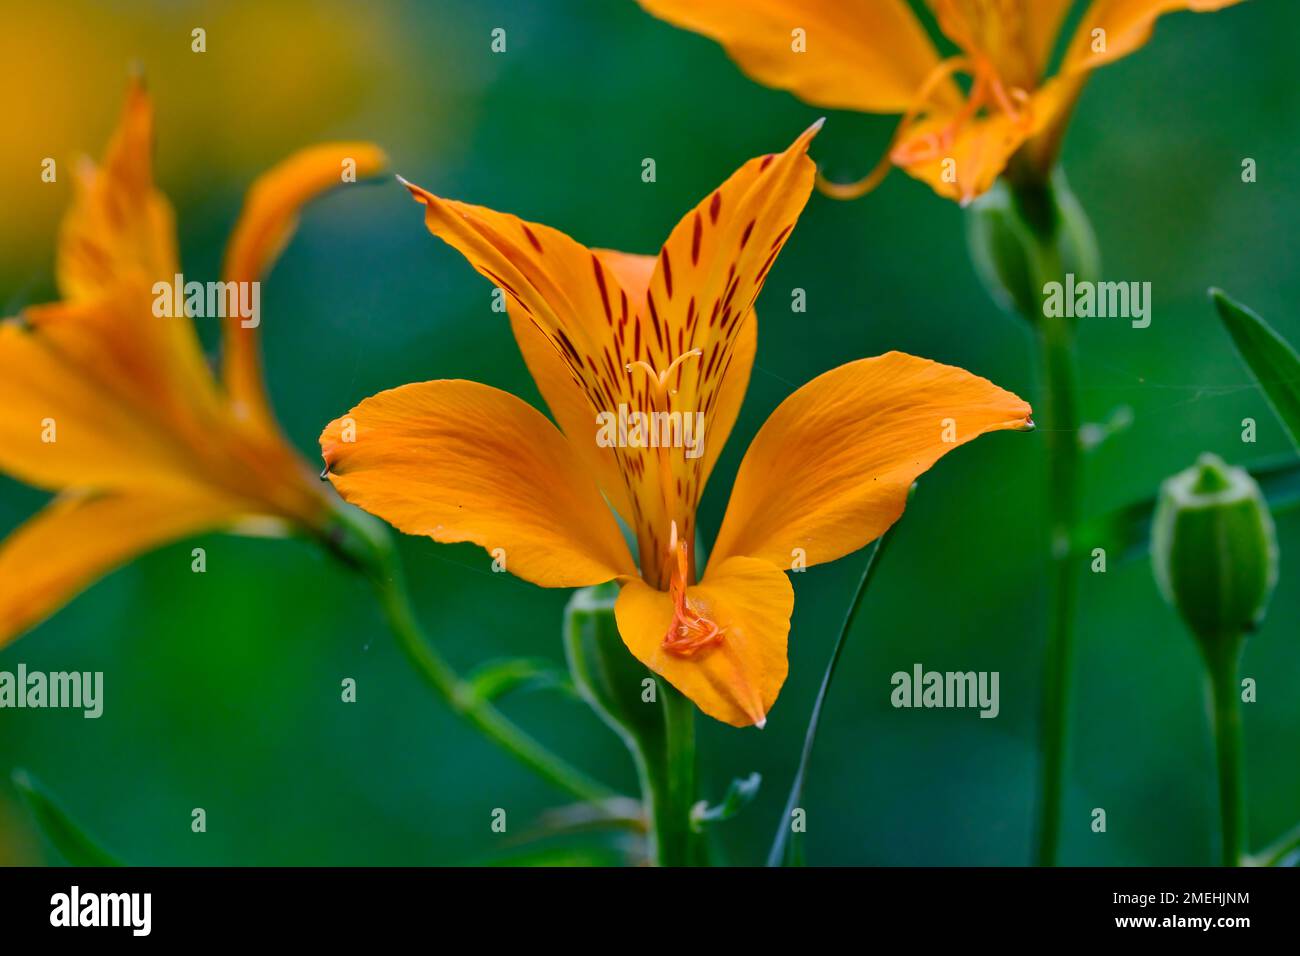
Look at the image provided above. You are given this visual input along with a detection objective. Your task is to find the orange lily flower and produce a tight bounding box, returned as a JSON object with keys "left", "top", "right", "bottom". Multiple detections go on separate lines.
{"left": 637, "top": 0, "right": 1246, "bottom": 204}
{"left": 0, "top": 79, "right": 385, "bottom": 645}
{"left": 320, "top": 123, "right": 1033, "bottom": 728}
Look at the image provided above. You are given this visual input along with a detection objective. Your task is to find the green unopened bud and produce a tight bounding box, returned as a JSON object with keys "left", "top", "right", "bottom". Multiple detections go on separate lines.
{"left": 564, "top": 583, "right": 664, "bottom": 758}
{"left": 965, "top": 169, "right": 1099, "bottom": 324}
{"left": 1151, "top": 454, "right": 1278, "bottom": 648}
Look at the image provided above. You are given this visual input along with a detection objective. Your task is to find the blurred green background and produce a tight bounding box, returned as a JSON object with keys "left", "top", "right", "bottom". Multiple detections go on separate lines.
{"left": 1, "top": 0, "right": 1296, "bottom": 866}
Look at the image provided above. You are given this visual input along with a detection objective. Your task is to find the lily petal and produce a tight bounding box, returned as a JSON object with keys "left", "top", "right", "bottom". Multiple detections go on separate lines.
{"left": 1061, "top": 0, "right": 1247, "bottom": 75}
{"left": 638, "top": 0, "right": 961, "bottom": 113}
{"left": 508, "top": 243, "right": 756, "bottom": 547}
{"left": 615, "top": 555, "right": 792, "bottom": 727}
{"left": 21, "top": 277, "right": 228, "bottom": 444}
{"left": 926, "top": 0, "right": 1073, "bottom": 89}
{"left": 1025, "top": 0, "right": 1078, "bottom": 80}
{"left": 0, "top": 318, "right": 210, "bottom": 495}
{"left": 0, "top": 490, "right": 241, "bottom": 649}
{"left": 1028, "top": 0, "right": 1245, "bottom": 179}
{"left": 711, "top": 351, "right": 1033, "bottom": 570}
{"left": 506, "top": 248, "right": 654, "bottom": 525}
{"left": 56, "top": 75, "right": 178, "bottom": 301}
{"left": 400, "top": 178, "right": 625, "bottom": 371}
{"left": 320, "top": 380, "right": 637, "bottom": 587}
{"left": 54, "top": 78, "right": 218, "bottom": 416}
{"left": 222, "top": 141, "right": 387, "bottom": 428}
{"left": 644, "top": 121, "right": 817, "bottom": 496}
{"left": 401, "top": 129, "right": 802, "bottom": 586}
{"left": 892, "top": 79, "right": 1070, "bottom": 203}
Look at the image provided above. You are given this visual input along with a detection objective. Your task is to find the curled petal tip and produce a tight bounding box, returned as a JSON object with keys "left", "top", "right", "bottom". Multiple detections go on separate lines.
{"left": 394, "top": 173, "right": 413, "bottom": 188}
{"left": 754, "top": 715, "right": 768, "bottom": 730}
{"left": 1021, "top": 417, "right": 1036, "bottom": 432}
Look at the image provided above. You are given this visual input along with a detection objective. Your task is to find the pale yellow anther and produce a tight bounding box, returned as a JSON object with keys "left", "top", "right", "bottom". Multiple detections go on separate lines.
{"left": 625, "top": 349, "right": 703, "bottom": 396}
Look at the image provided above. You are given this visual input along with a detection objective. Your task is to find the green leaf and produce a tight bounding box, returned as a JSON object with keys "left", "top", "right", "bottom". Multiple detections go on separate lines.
{"left": 466, "top": 657, "right": 574, "bottom": 703}
{"left": 1079, "top": 454, "right": 1300, "bottom": 563}
{"left": 690, "top": 772, "right": 761, "bottom": 832}
{"left": 563, "top": 583, "right": 667, "bottom": 771}
{"left": 768, "top": 508, "right": 906, "bottom": 867}
{"left": 11, "top": 769, "right": 123, "bottom": 866}
{"left": 1213, "top": 289, "right": 1300, "bottom": 449}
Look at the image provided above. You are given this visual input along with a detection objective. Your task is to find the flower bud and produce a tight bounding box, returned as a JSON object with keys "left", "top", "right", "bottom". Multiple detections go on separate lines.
{"left": 1151, "top": 454, "right": 1278, "bottom": 647}
{"left": 564, "top": 583, "right": 665, "bottom": 757}
{"left": 965, "top": 170, "right": 1099, "bottom": 324}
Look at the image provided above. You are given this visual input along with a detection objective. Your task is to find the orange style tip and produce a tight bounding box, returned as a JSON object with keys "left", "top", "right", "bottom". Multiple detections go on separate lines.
{"left": 753, "top": 715, "right": 768, "bottom": 730}
{"left": 810, "top": 116, "right": 826, "bottom": 132}
{"left": 394, "top": 173, "right": 413, "bottom": 188}
{"left": 1020, "top": 417, "right": 1036, "bottom": 433}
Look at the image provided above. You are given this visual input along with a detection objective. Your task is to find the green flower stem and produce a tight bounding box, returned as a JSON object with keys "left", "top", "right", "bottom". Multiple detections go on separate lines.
{"left": 767, "top": 523, "right": 899, "bottom": 867}
{"left": 1205, "top": 639, "right": 1246, "bottom": 867}
{"left": 1034, "top": 305, "right": 1081, "bottom": 867}
{"left": 656, "top": 681, "right": 702, "bottom": 866}
{"left": 971, "top": 169, "right": 1096, "bottom": 866}
{"left": 324, "top": 505, "right": 616, "bottom": 806}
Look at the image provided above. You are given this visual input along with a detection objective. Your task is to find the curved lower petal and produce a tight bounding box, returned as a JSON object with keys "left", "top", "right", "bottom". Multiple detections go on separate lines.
{"left": 222, "top": 142, "right": 387, "bottom": 428}
{"left": 320, "top": 380, "right": 636, "bottom": 588}
{"left": 711, "top": 351, "right": 1033, "bottom": 570}
{"left": 638, "top": 0, "right": 961, "bottom": 114}
{"left": 0, "top": 490, "right": 242, "bottom": 649}
{"left": 615, "top": 556, "right": 793, "bottom": 728}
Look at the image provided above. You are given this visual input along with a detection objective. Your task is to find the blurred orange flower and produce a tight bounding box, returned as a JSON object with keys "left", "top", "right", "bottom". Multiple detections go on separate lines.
{"left": 0, "top": 80, "right": 385, "bottom": 645}
{"left": 321, "top": 124, "right": 1032, "bottom": 727}
{"left": 637, "top": 0, "right": 1246, "bottom": 203}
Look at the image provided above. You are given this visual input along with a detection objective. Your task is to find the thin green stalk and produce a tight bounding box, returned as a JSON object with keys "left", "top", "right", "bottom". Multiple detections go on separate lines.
{"left": 973, "top": 169, "right": 1093, "bottom": 866}
{"left": 767, "top": 525, "right": 899, "bottom": 867}
{"left": 324, "top": 505, "right": 615, "bottom": 805}
{"left": 1205, "top": 640, "right": 1246, "bottom": 867}
{"left": 370, "top": 551, "right": 615, "bottom": 805}
{"left": 655, "top": 682, "right": 702, "bottom": 866}
{"left": 1034, "top": 306, "right": 1081, "bottom": 867}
